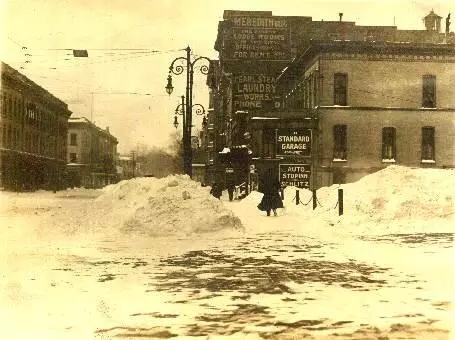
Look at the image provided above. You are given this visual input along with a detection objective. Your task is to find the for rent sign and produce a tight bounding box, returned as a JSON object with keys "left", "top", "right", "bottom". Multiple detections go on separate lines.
{"left": 226, "top": 16, "right": 291, "bottom": 61}
{"left": 276, "top": 128, "right": 312, "bottom": 157}
{"left": 279, "top": 164, "right": 311, "bottom": 189}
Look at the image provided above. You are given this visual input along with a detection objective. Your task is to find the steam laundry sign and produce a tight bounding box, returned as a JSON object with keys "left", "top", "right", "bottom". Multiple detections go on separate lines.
{"left": 279, "top": 164, "right": 311, "bottom": 189}
{"left": 233, "top": 74, "right": 281, "bottom": 110}
{"left": 276, "top": 128, "right": 312, "bottom": 157}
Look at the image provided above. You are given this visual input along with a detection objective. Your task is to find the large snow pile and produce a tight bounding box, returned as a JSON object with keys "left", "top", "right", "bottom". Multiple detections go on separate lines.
{"left": 242, "top": 166, "right": 454, "bottom": 234}
{"left": 324, "top": 165, "right": 453, "bottom": 219}
{"left": 33, "top": 175, "right": 243, "bottom": 238}
{"left": 94, "top": 175, "right": 243, "bottom": 236}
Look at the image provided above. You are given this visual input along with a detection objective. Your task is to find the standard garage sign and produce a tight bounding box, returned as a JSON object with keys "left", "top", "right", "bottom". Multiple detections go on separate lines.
{"left": 276, "top": 128, "right": 312, "bottom": 157}
{"left": 279, "top": 163, "right": 311, "bottom": 188}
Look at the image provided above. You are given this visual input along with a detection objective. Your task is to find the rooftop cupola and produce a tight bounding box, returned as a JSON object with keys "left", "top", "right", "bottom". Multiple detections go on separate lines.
{"left": 424, "top": 9, "right": 442, "bottom": 32}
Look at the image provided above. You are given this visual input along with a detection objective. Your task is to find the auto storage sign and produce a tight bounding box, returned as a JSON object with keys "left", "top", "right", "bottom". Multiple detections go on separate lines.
{"left": 276, "top": 128, "right": 312, "bottom": 157}
{"left": 279, "top": 164, "right": 311, "bottom": 189}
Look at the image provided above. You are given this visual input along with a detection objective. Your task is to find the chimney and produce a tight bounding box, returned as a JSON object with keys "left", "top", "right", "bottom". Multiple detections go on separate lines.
{"left": 339, "top": 13, "right": 343, "bottom": 22}
{"left": 106, "top": 126, "right": 110, "bottom": 133}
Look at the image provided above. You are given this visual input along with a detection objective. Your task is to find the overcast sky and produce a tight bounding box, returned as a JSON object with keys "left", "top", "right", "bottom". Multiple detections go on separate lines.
{"left": 1, "top": 0, "right": 453, "bottom": 153}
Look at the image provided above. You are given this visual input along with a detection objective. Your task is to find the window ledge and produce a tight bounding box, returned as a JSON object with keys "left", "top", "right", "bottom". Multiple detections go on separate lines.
{"left": 332, "top": 158, "right": 347, "bottom": 162}
{"left": 421, "top": 159, "right": 436, "bottom": 164}
{"left": 382, "top": 159, "right": 396, "bottom": 163}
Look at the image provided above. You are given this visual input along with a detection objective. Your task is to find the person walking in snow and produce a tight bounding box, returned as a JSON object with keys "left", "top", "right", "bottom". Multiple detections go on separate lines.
{"left": 257, "top": 169, "right": 283, "bottom": 216}
{"left": 210, "top": 182, "right": 222, "bottom": 199}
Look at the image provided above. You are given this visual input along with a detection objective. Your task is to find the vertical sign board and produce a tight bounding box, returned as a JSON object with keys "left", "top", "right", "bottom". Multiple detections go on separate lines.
{"left": 279, "top": 164, "right": 311, "bottom": 189}
{"left": 276, "top": 128, "right": 312, "bottom": 157}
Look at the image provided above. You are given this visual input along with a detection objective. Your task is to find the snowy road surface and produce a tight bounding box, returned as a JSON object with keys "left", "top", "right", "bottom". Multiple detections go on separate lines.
{"left": 1, "top": 168, "right": 454, "bottom": 339}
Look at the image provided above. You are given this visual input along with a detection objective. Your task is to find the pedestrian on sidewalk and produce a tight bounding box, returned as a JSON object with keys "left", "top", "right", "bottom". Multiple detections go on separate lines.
{"left": 257, "top": 169, "right": 283, "bottom": 216}
{"left": 210, "top": 181, "right": 222, "bottom": 199}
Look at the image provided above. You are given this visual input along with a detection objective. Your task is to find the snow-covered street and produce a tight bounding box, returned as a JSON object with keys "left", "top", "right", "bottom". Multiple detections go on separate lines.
{"left": 1, "top": 166, "right": 454, "bottom": 339}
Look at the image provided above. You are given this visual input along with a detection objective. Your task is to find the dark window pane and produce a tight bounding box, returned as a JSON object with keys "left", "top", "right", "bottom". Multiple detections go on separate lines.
{"left": 422, "top": 75, "right": 436, "bottom": 108}
{"left": 422, "top": 127, "right": 435, "bottom": 160}
{"left": 333, "top": 124, "right": 347, "bottom": 159}
{"left": 382, "top": 127, "right": 396, "bottom": 159}
{"left": 334, "top": 73, "right": 347, "bottom": 106}
{"left": 70, "top": 133, "right": 77, "bottom": 146}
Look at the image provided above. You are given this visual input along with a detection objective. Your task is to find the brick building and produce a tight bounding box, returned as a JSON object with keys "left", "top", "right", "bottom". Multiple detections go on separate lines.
{"left": 0, "top": 62, "right": 71, "bottom": 191}
{"left": 205, "top": 9, "right": 455, "bottom": 190}
{"left": 278, "top": 40, "right": 455, "bottom": 186}
{"left": 66, "top": 117, "right": 118, "bottom": 188}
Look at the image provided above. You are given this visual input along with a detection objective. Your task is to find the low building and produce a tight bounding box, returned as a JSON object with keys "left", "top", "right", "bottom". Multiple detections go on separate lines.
{"left": 0, "top": 62, "right": 71, "bottom": 191}
{"left": 117, "top": 155, "right": 136, "bottom": 180}
{"left": 66, "top": 117, "right": 118, "bottom": 188}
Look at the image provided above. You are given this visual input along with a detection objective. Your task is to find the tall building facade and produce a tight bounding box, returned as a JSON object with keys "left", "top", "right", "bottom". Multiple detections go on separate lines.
{"left": 0, "top": 62, "right": 71, "bottom": 191}
{"left": 67, "top": 117, "right": 118, "bottom": 188}
{"left": 206, "top": 9, "right": 455, "bottom": 190}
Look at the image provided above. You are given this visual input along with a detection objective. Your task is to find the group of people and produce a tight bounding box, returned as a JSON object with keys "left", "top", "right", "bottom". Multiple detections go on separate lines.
{"left": 209, "top": 168, "right": 284, "bottom": 217}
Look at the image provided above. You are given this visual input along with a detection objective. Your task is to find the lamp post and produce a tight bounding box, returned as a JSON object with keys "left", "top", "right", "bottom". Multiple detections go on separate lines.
{"left": 173, "top": 95, "right": 206, "bottom": 175}
{"left": 165, "top": 46, "right": 211, "bottom": 178}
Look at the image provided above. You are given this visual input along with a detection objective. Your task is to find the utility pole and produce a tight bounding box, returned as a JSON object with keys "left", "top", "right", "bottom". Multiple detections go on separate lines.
{"left": 131, "top": 151, "right": 136, "bottom": 178}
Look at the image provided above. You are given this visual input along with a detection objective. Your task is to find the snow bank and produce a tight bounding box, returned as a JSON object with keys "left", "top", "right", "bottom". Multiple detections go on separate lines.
{"left": 240, "top": 166, "right": 454, "bottom": 235}
{"left": 87, "top": 175, "right": 243, "bottom": 236}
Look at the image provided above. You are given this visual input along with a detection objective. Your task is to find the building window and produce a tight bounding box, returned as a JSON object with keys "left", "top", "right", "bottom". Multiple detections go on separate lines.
{"left": 70, "top": 153, "right": 77, "bottom": 163}
{"left": 70, "top": 133, "right": 77, "bottom": 145}
{"left": 382, "top": 127, "right": 396, "bottom": 161}
{"left": 262, "top": 128, "right": 276, "bottom": 158}
{"left": 333, "top": 125, "right": 347, "bottom": 160}
{"left": 422, "top": 75, "right": 436, "bottom": 108}
{"left": 334, "top": 73, "right": 347, "bottom": 106}
{"left": 421, "top": 127, "right": 435, "bottom": 161}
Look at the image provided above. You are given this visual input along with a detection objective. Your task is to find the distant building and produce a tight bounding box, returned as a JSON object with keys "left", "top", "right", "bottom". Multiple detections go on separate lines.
{"left": 117, "top": 154, "right": 136, "bottom": 180}
{"left": 205, "top": 9, "right": 455, "bottom": 190}
{"left": 0, "top": 62, "right": 71, "bottom": 191}
{"left": 66, "top": 117, "right": 118, "bottom": 188}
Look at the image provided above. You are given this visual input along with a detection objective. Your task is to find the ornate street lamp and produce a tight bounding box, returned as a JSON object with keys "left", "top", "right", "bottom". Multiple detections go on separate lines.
{"left": 165, "top": 73, "right": 174, "bottom": 95}
{"left": 165, "top": 46, "right": 211, "bottom": 178}
{"left": 174, "top": 96, "right": 206, "bottom": 139}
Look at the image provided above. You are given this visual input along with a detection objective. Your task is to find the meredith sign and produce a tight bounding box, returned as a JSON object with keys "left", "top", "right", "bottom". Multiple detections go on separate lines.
{"left": 279, "top": 163, "right": 311, "bottom": 189}
{"left": 226, "top": 16, "right": 291, "bottom": 61}
{"left": 276, "top": 128, "right": 312, "bottom": 157}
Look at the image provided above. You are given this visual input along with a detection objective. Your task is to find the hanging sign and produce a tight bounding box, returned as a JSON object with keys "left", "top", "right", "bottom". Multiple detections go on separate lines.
{"left": 279, "top": 163, "right": 311, "bottom": 189}
{"left": 276, "top": 128, "right": 312, "bottom": 157}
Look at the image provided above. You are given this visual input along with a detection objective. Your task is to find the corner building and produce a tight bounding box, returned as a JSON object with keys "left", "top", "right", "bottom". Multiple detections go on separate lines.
{"left": 279, "top": 41, "right": 455, "bottom": 186}
{"left": 208, "top": 9, "right": 455, "bottom": 189}
{"left": 0, "top": 62, "right": 71, "bottom": 191}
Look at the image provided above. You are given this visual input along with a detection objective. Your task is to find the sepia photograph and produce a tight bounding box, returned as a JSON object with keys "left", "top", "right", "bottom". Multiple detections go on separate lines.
{"left": 0, "top": 0, "right": 454, "bottom": 339}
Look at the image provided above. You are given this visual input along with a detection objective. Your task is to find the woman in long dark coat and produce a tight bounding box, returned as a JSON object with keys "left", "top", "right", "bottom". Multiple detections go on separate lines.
{"left": 257, "top": 170, "right": 284, "bottom": 216}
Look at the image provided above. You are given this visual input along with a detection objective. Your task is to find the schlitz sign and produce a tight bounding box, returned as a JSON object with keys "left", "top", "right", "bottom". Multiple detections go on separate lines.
{"left": 226, "top": 16, "right": 291, "bottom": 61}
{"left": 276, "top": 128, "right": 312, "bottom": 157}
{"left": 279, "top": 163, "right": 311, "bottom": 189}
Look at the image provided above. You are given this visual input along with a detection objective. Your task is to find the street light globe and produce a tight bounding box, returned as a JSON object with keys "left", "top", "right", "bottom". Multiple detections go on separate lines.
{"left": 165, "top": 74, "right": 174, "bottom": 95}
